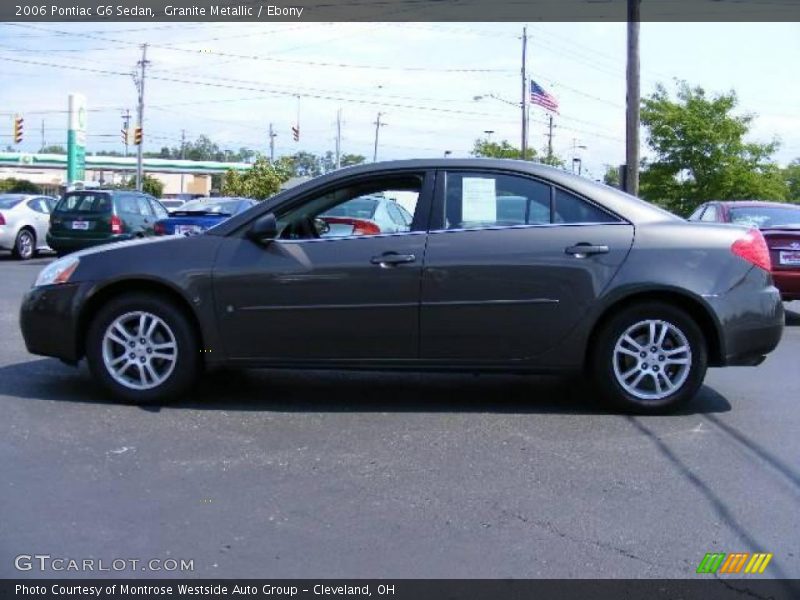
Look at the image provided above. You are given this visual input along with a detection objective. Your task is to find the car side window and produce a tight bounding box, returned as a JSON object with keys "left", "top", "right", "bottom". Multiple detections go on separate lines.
{"left": 116, "top": 195, "right": 138, "bottom": 215}
{"left": 443, "top": 172, "right": 551, "bottom": 229}
{"left": 553, "top": 189, "right": 620, "bottom": 224}
{"left": 27, "top": 198, "right": 49, "bottom": 214}
{"left": 277, "top": 173, "right": 424, "bottom": 240}
{"left": 700, "top": 205, "right": 718, "bottom": 222}
{"left": 135, "top": 196, "right": 154, "bottom": 217}
{"left": 688, "top": 205, "right": 706, "bottom": 221}
{"left": 386, "top": 202, "right": 407, "bottom": 227}
{"left": 149, "top": 199, "right": 169, "bottom": 219}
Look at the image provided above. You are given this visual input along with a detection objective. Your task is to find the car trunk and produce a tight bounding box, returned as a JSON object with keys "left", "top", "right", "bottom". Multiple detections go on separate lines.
{"left": 51, "top": 192, "right": 115, "bottom": 240}
{"left": 762, "top": 228, "right": 800, "bottom": 271}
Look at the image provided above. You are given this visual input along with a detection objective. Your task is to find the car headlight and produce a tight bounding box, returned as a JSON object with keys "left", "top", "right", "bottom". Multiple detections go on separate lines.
{"left": 34, "top": 256, "right": 80, "bottom": 287}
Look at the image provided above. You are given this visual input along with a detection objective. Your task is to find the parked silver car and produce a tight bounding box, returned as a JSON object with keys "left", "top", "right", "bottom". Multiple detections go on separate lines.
{"left": 0, "top": 194, "right": 58, "bottom": 259}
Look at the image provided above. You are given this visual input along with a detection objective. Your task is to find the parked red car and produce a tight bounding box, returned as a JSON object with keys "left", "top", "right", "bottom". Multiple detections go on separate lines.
{"left": 689, "top": 201, "right": 800, "bottom": 301}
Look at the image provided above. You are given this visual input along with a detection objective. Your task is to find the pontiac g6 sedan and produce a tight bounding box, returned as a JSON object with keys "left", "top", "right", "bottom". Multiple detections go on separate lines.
{"left": 20, "top": 160, "right": 784, "bottom": 413}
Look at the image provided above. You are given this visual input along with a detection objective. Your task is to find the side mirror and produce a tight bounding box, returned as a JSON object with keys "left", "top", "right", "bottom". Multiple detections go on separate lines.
{"left": 248, "top": 213, "right": 278, "bottom": 244}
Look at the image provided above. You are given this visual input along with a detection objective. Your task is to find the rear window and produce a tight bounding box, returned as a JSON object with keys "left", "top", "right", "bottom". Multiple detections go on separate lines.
{"left": 0, "top": 195, "right": 26, "bottom": 209}
{"left": 322, "top": 198, "right": 379, "bottom": 219}
{"left": 729, "top": 206, "right": 800, "bottom": 228}
{"left": 56, "top": 193, "right": 112, "bottom": 214}
{"left": 179, "top": 199, "right": 241, "bottom": 214}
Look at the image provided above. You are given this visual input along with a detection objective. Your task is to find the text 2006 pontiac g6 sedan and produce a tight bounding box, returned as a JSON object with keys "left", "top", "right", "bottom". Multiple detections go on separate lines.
{"left": 20, "top": 160, "right": 784, "bottom": 413}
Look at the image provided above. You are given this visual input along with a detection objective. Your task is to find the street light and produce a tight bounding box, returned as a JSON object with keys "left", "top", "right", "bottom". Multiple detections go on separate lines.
{"left": 444, "top": 150, "right": 452, "bottom": 158}
{"left": 483, "top": 129, "right": 495, "bottom": 142}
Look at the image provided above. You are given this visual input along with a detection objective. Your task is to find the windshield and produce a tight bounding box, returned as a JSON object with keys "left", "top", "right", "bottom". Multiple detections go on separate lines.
{"left": 178, "top": 199, "right": 241, "bottom": 214}
{"left": 55, "top": 192, "right": 112, "bottom": 213}
{"left": 0, "top": 195, "right": 26, "bottom": 209}
{"left": 729, "top": 206, "right": 800, "bottom": 228}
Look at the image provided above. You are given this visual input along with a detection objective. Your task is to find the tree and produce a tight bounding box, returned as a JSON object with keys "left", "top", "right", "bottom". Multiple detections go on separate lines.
{"left": 221, "top": 156, "right": 283, "bottom": 200}
{"left": 41, "top": 145, "right": 66, "bottom": 154}
{"left": 471, "top": 139, "right": 529, "bottom": 160}
{"left": 784, "top": 159, "right": 800, "bottom": 203}
{"left": 640, "top": 81, "right": 787, "bottom": 215}
{"left": 125, "top": 175, "right": 164, "bottom": 198}
{"left": 0, "top": 178, "right": 41, "bottom": 193}
{"left": 603, "top": 165, "right": 621, "bottom": 188}
{"left": 341, "top": 153, "right": 367, "bottom": 168}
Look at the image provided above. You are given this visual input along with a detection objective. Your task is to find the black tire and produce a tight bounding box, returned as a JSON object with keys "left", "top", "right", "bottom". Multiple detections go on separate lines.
{"left": 85, "top": 293, "right": 200, "bottom": 404}
{"left": 12, "top": 228, "right": 36, "bottom": 260}
{"left": 590, "top": 302, "right": 708, "bottom": 414}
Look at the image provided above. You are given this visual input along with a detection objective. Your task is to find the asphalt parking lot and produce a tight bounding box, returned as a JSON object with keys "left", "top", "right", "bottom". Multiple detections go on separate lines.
{"left": 1, "top": 254, "right": 799, "bottom": 580}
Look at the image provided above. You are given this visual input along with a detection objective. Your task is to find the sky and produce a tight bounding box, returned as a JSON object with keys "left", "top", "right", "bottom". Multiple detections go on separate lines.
{"left": 0, "top": 21, "right": 798, "bottom": 180}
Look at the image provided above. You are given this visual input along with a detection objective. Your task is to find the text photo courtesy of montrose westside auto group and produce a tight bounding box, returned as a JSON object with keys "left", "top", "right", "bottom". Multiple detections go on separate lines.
{"left": 1, "top": 0, "right": 799, "bottom": 598}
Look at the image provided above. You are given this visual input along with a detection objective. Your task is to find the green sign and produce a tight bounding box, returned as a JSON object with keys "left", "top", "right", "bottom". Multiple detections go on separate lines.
{"left": 67, "top": 93, "right": 86, "bottom": 184}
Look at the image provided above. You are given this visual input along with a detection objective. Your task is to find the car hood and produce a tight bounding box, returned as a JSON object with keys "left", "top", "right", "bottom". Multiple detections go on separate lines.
{"left": 69, "top": 235, "right": 177, "bottom": 259}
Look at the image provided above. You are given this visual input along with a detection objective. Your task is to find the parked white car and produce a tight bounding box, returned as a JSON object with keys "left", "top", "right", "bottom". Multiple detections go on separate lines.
{"left": 0, "top": 194, "right": 58, "bottom": 259}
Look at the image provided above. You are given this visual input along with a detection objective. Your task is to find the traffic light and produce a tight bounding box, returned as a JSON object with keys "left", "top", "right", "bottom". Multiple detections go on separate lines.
{"left": 291, "top": 125, "right": 299, "bottom": 142}
{"left": 13, "top": 115, "right": 23, "bottom": 144}
{"left": 133, "top": 126, "right": 142, "bottom": 145}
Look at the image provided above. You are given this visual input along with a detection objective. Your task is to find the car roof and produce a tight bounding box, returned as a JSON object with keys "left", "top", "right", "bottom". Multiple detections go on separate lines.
{"left": 713, "top": 200, "right": 800, "bottom": 209}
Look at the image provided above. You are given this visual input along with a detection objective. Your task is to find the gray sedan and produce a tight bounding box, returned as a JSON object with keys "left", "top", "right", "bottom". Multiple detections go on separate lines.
{"left": 19, "top": 159, "right": 784, "bottom": 413}
{"left": 0, "top": 194, "right": 57, "bottom": 259}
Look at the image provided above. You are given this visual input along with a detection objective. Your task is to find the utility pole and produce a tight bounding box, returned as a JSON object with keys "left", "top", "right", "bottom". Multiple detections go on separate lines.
{"left": 134, "top": 43, "right": 149, "bottom": 192}
{"left": 546, "top": 115, "right": 554, "bottom": 161}
{"left": 520, "top": 25, "right": 528, "bottom": 160}
{"left": 179, "top": 129, "right": 186, "bottom": 194}
{"left": 373, "top": 112, "right": 386, "bottom": 162}
{"left": 268, "top": 123, "right": 276, "bottom": 162}
{"left": 40, "top": 119, "right": 45, "bottom": 152}
{"left": 122, "top": 109, "right": 131, "bottom": 157}
{"left": 335, "top": 108, "right": 342, "bottom": 169}
{"left": 625, "top": 0, "right": 640, "bottom": 195}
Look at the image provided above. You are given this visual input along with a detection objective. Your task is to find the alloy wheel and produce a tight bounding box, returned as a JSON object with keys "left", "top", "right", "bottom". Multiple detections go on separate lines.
{"left": 612, "top": 319, "right": 692, "bottom": 401}
{"left": 101, "top": 311, "right": 178, "bottom": 390}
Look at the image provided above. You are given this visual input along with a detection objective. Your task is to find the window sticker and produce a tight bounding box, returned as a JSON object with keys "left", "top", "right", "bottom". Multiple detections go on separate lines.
{"left": 461, "top": 177, "right": 497, "bottom": 223}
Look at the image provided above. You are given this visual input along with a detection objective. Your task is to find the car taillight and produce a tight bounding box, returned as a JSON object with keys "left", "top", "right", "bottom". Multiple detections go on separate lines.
{"left": 154, "top": 222, "right": 165, "bottom": 236}
{"left": 0, "top": 212, "right": 5, "bottom": 225}
{"left": 731, "top": 228, "right": 771, "bottom": 271}
{"left": 352, "top": 219, "right": 381, "bottom": 236}
{"left": 111, "top": 214, "right": 123, "bottom": 234}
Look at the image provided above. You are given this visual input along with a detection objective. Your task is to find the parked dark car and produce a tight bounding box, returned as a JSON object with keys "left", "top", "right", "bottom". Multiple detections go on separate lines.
{"left": 688, "top": 200, "right": 800, "bottom": 301}
{"left": 47, "top": 189, "right": 169, "bottom": 256}
{"left": 153, "top": 197, "right": 257, "bottom": 236}
{"left": 21, "top": 160, "right": 784, "bottom": 413}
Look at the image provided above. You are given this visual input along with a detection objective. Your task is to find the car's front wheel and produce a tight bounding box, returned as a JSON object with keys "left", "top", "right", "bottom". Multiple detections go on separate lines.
{"left": 86, "top": 293, "right": 200, "bottom": 404}
{"left": 591, "top": 302, "right": 708, "bottom": 414}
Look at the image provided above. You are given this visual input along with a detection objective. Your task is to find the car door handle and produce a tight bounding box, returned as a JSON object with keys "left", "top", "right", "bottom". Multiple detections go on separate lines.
{"left": 370, "top": 252, "right": 416, "bottom": 266}
{"left": 565, "top": 243, "right": 609, "bottom": 257}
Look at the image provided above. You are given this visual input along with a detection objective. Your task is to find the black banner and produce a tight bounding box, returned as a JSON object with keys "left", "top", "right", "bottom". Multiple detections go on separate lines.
{"left": 3, "top": 580, "right": 800, "bottom": 600}
{"left": 4, "top": 0, "right": 800, "bottom": 23}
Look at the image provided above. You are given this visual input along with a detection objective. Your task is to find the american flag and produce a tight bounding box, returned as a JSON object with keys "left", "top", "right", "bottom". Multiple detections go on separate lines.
{"left": 530, "top": 80, "right": 559, "bottom": 113}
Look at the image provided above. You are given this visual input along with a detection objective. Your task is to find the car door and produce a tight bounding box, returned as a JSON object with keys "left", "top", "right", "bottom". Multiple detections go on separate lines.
{"left": 420, "top": 169, "right": 635, "bottom": 362}
{"left": 212, "top": 170, "right": 434, "bottom": 362}
{"left": 135, "top": 194, "right": 156, "bottom": 235}
{"left": 26, "top": 197, "right": 52, "bottom": 247}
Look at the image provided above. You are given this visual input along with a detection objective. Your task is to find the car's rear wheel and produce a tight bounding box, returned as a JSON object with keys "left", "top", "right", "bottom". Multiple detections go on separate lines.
{"left": 86, "top": 293, "right": 200, "bottom": 404}
{"left": 12, "top": 228, "right": 35, "bottom": 260}
{"left": 590, "top": 302, "right": 707, "bottom": 414}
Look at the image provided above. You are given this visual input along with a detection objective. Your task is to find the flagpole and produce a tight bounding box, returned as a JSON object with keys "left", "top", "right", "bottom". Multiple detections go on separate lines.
{"left": 520, "top": 25, "right": 528, "bottom": 160}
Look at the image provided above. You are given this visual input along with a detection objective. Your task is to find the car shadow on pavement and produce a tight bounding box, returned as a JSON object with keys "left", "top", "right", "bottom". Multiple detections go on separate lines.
{"left": 784, "top": 307, "right": 800, "bottom": 326}
{"left": 0, "top": 358, "right": 731, "bottom": 416}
